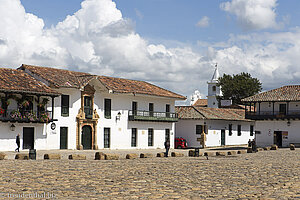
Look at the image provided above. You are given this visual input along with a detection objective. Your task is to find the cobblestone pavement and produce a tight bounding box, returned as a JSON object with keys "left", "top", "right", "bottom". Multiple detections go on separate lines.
{"left": 0, "top": 148, "right": 299, "bottom": 199}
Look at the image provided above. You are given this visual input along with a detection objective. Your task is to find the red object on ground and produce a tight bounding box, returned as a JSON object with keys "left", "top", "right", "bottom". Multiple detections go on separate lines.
{"left": 175, "top": 137, "right": 187, "bottom": 149}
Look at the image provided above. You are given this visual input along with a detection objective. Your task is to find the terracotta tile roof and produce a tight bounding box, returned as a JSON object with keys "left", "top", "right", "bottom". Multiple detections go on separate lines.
{"left": 19, "top": 64, "right": 96, "bottom": 88}
{"left": 20, "top": 64, "right": 186, "bottom": 99}
{"left": 175, "top": 106, "right": 206, "bottom": 120}
{"left": 193, "top": 99, "right": 207, "bottom": 107}
{"left": 98, "top": 76, "right": 186, "bottom": 99}
{"left": 0, "top": 68, "right": 59, "bottom": 95}
{"left": 176, "top": 106, "right": 251, "bottom": 121}
{"left": 242, "top": 85, "right": 300, "bottom": 102}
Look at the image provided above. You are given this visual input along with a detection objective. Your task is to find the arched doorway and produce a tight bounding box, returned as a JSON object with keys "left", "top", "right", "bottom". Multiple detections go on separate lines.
{"left": 82, "top": 125, "right": 92, "bottom": 149}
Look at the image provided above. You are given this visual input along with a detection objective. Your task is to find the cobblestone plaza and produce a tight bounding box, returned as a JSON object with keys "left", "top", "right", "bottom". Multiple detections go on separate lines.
{"left": 0, "top": 148, "right": 299, "bottom": 199}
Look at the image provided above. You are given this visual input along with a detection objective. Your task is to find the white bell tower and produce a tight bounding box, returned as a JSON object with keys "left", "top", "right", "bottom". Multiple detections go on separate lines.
{"left": 207, "top": 64, "right": 222, "bottom": 108}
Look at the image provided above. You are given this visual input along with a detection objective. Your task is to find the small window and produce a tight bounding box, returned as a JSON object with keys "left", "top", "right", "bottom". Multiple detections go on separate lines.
{"left": 212, "top": 86, "right": 216, "bottom": 92}
{"left": 238, "top": 125, "right": 242, "bottom": 136}
{"left": 148, "top": 128, "right": 154, "bottom": 146}
{"left": 229, "top": 124, "right": 233, "bottom": 136}
{"left": 196, "top": 125, "right": 202, "bottom": 134}
{"left": 84, "top": 96, "right": 92, "bottom": 119}
{"left": 250, "top": 125, "right": 254, "bottom": 136}
{"left": 61, "top": 95, "right": 69, "bottom": 117}
{"left": 196, "top": 125, "right": 206, "bottom": 134}
{"left": 104, "top": 99, "right": 111, "bottom": 119}
{"left": 131, "top": 128, "right": 137, "bottom": 147}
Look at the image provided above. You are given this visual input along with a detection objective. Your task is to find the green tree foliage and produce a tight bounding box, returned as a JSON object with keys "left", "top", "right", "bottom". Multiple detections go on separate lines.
{"left": 217, "top": 72, "right": 262, "bottom": 105}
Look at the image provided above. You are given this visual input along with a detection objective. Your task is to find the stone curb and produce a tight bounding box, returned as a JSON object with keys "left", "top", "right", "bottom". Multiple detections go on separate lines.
{"left": 15, "top": 154, "right": 29, "bottom": 160}
{"left": 105, "top": 154, "right": 119, "bottom": 160}
{"left": 126, "top": 153, "right": 138, "bottom": 159}
{"left": 0, "top": 152, "right": 6, "bottom": 160}
{"left": 44, "top": 154, "right": 61, "bottom": 160}
{"left": 68, "top": 154, "right": 86, "bottom": 160}
{"left": 95, "top": 152, "right": 105, "bottom": 160}
{"left": 140, "top": 153, "right": 153, "bottom": 158}
{"left": 171, "top": 152, "right": 184, "bottom": 157}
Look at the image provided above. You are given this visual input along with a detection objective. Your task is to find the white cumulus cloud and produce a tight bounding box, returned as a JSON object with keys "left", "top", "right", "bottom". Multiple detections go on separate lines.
{"left": 220, "top": 0, "right": 278, "bottom": 30}
{"left": 196, "top": 16, "right": 210, "bottom": 28}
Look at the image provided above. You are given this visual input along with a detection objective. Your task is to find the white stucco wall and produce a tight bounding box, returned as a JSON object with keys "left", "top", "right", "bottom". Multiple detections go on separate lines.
{"left": 255, "top": 120, "right": 300, "bottom": 147}
{"left": 94, "top": 92, "right": 176, "bottom": 149}
{"left": 0, "top": 122, "right": 46, "bottom": 151}
{"left": 176, "top": 119, "right": 255, "bottom": 148}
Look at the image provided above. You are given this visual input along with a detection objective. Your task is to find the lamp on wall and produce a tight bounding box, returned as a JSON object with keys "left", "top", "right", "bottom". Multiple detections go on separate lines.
{"left": 287, "top": 120, "right": 291, "bottom": 126}
{"left": 116, "top": 112, "right": 121, "bottom": 121}
{"left": 10, "top": 124, "right": 16, "bottom": 131}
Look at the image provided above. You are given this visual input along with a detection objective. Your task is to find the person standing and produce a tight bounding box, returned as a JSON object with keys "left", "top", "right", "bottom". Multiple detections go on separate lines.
{"left": 164, "top": 139, "right": 170, "bottom": 157}
{"left": 15, "top": 134, "right": 20, "bottom": 152}
{"left": 251, "top": 139, "right": 257, "bottom": 153}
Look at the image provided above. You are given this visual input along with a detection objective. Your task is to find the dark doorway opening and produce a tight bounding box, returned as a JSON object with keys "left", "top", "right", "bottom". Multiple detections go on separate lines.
{"left": 221, "top": 129, "right": 226, "bottom": 146}
{"left": 82, "top": 125, "right": 92, "bottom": 149}
{"left": 60, "top": 127, "right": 68, "bottom": 149}
{"left": 23, "top": 127, "right": 34, "bottom": 149}
{"left": 274, "top": 131, "right": 282, "bottom": 147}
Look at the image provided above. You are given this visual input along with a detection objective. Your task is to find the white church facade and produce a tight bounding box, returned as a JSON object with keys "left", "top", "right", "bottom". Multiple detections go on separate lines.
{"left": 0, "top": 64, "right": 185, "bottom": 151}
{"left": 175, "top": 65, "right": 255, "bottom": 148}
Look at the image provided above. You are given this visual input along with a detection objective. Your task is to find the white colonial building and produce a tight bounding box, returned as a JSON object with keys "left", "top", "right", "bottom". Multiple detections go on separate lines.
{"left": 0, "top": 64, "right": 185, "bottom": 151}
{"left": 0, "top": 68, "right": 59, "bottom": 151}
{"left": 175, "top": 66, "right": 255, "bottom": 148}
{"left": 242, "top": 85, "right": 300, "bottom": 147}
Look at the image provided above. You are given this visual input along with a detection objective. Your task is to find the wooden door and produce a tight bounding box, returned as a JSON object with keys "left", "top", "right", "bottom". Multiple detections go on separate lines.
{"left": 60, "top": 127, "right": 68, "bottom": 149}
{"left": 221, "top": 129, "right": 225, "bottom": 146}
{"left": 23, "top": 127, "right": 34, "bottom": 149}
{"left": 82, "top": 126, "right": 92, "bottom": 149}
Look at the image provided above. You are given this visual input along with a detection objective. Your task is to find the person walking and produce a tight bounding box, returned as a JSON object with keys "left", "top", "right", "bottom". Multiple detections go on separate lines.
{"left": 15, "top": 134, "right": 20, "bottom": 152}
{"left": 164, "top": 139, "right": 170, "bottom": 157}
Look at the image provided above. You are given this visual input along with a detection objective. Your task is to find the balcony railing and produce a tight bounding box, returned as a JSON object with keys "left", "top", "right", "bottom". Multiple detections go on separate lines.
{"left": 128, "top": 110, "right": 178, "bottom": 122}
{"left": 246, "top": 110, "right": 300, "bottom": 120}
{"left": 0, "top": 109, "right": 53, "bottom": 123}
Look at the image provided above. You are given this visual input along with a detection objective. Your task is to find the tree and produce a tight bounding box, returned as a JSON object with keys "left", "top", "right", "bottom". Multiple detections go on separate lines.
{"left": 217, "top": 72, "right": 262, "bottom": 105}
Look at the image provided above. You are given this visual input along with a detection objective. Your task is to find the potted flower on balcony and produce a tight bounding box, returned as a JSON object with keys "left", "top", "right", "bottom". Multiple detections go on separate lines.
{"left": 21, "top": 100, "right": 30, "bottom": 108}
{"left": 0, "top": 108, "right": 4, "bottom": 115}
{"left": 40, "top": 112, "right": 50, "bottom": 123}
{"left": 10, "top": 110, "right": 22, "bottom": 121}
{"left": 24, "top": 111, "right": 37, "bottom": 122}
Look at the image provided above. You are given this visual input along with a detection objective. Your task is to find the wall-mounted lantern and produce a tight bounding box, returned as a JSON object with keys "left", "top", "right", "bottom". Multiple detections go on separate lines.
{"left": 287, "top": 120, "right": 291, "bottom": 126}
{"left": 10, "top": 124, "right": 16, "bottom": 131}
{"left": 116, "top": 112, "right": 121, "bottom": 121}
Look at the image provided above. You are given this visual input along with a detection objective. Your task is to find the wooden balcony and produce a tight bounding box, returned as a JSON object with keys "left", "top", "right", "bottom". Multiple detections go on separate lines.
{"left": 0, "top": 109, "right": 53, "bottom": 123}
{"left": 245, "top": 110, "right": 300, "bottom": 120}
{"left": 128, "top": 110, "right": 178, "bottom": 122}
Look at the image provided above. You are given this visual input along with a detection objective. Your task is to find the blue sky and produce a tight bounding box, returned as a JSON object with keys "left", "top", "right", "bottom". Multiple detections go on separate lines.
{"left": 20, "top": 0, "right": 300, "bottom": 43}
{"left": 2, "top": 0, "right": 300, "bottom": 102}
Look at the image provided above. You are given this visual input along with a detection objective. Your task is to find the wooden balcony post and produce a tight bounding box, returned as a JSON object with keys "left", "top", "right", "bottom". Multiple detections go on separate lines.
{"left": 258, "top": 102, "right": 261, "bottom": 115}
{"left": 287, "top": 101, "right": 289, "bottom": 115}
{"left": 272, "top": 102, "right": 275, "bottom": 116}
{"left": 37, "top": 95, "right": 40, "bottom": 118}
{"left": 51, "top": 96, "right": 55, "bottom": 120}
